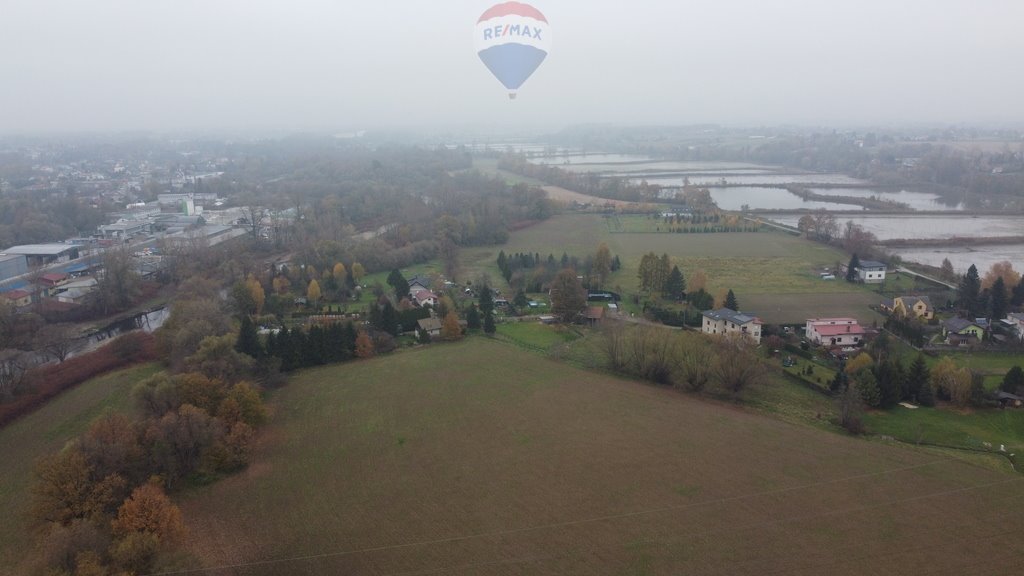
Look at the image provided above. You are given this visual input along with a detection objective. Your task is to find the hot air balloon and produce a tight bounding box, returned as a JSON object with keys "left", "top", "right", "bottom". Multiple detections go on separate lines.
{"left": 475, "top": 2, "right": 551, "bottom": 99}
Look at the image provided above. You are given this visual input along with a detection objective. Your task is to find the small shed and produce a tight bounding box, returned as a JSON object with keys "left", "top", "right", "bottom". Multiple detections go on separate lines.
{"left": 997, "top": 391, "right": 1023, "bottom": 408}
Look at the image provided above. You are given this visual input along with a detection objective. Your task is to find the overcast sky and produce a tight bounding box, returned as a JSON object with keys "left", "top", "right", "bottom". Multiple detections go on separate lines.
{"left": 2, "top": 0, "right": 1022, "bottom": 133}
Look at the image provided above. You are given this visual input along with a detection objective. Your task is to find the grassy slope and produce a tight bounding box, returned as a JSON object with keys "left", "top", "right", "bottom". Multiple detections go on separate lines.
{"left": 0, "top": 363, "right": 161, "bottom": 569}
{"left": 180, "top": 339, "right": 1024, "bottom": 575}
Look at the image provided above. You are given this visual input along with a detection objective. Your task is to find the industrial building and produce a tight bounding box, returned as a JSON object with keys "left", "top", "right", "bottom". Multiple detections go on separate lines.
{"left": 0, "top": 253, "right": 28, "bottom": 283}
{"left": 1, "top": 244, "right": 81, "bottom": 267}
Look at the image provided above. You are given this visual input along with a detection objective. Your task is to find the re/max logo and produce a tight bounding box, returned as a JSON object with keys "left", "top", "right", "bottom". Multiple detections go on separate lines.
{"left": 482, "top": 24, "right": 544, "bottom": 41}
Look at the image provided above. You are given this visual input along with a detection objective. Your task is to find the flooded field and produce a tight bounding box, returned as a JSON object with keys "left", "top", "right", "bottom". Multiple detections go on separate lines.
{"left": 895, "top": 245, "right": 1024, "bottom": 275}
{"left": 710, "top": 187, "right": 860, "bottom": 211}
{"left": 808, "top": 188, "right": 962, "bottom": 211}
{"left": 768, "top": 214, "right": 1024, "bottom": 240}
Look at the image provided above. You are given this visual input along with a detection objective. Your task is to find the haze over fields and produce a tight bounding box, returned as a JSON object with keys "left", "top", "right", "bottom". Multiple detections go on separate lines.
{"left": 2, "top": 0, "right": 1023, "bottom": 132}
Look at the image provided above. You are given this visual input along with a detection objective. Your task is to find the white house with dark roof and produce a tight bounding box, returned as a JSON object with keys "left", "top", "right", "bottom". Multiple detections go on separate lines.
{"left": 702, "top": 308, "right": 762, "bottom": 344}
{"left": 855, "top": 260, "right": 887, "bottom": 284}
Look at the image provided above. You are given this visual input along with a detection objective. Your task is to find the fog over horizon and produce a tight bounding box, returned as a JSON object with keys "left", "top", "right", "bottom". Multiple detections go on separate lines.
{"left": 2, "top": 0, "right": 1022, "bottom": 134}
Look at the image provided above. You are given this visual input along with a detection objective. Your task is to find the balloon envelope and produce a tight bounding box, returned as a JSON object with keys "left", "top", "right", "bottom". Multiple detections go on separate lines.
{"left": 475, "top": 2, "right": 551, "bottom": 96}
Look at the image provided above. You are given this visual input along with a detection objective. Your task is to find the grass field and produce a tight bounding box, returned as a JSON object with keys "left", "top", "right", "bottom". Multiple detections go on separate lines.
{"left": 179, "top": 339, "right": 1024, "bottom": 575}
{"left": 864, "top": 404, "right": 1024, "bottom": 455}
{"left": 461, "top": 214, "right": 885, "bottom": 324}
{"left": 0, "top": 363, "right": 161, "bottom": 571}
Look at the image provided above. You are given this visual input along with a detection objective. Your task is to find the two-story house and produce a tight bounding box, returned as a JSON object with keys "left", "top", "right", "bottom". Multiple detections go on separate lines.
{"left": 892, "top": 296, "right": 934, "bottom": 320}
{"left": 702, "top": 308, "right": 762, "bottom": 344}
{"left": 856, "top": 260, "right": 887, "bottom": 284}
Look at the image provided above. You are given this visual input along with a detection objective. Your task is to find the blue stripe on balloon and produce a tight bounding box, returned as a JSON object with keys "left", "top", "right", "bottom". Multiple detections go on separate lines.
{"left": 477, "top": 43, "right": 548, "bottom": 91}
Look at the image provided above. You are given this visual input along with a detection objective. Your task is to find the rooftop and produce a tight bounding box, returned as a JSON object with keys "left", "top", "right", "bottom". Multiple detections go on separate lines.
{"left": 812, "top": 323, "right": 866, "bottom": 337}
{"left": 807, "top": 318, "right": 859, "bottom": 324}
{"left": 1, "top": 243, "right": 80, "bottom": 256}
{"left": 703, "top": 308, "right": 760, "bottom": 325}
{"left": 858, "top": 260, "right": 886, "bottom": 269}
{"left": 944, "top": 317, "right": 983, "bottom": 333}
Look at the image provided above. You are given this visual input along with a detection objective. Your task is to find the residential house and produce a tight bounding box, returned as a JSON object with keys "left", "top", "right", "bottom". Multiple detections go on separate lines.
{"left": 1002, "top": 313, "right": 1024, "bottom": 342}
{"left": 942, "top": 317, "right": 986, "bottom": 346}
{"left": 413, "top": 290, "right": 438, "bottom": 308}
{"left": 417, "top": 317, "right": 442, "bottom": 337}
{"left": 856, "top": 260, "right": 887, "bottom": 284}
{"left": 892, "top": 296, "right": 934, "bottom": 320}
{"left": 702, "top": 308, "right": 762, "bottom": 344}
{"left": 805, "top": 318, "right": 866, "bottom": 347}
{"left": 407, "top": 276, "right": 432, "bottom": 292}
{"left": 1, "top": 288, "right": 32, "bottom": 308}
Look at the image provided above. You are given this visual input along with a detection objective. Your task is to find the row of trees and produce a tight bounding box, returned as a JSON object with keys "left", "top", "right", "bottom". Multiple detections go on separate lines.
{"left": 495, "top": 247, "right": 621, "bottom": 294}
{"left": 602, "top": 323, "right": 766, "bottom": 397}
{"left": 957, "top": 262, "right": 1024, "bottom": 321}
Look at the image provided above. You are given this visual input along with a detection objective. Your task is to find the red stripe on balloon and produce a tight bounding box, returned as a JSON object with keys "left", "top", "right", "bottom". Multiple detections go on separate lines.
{"left": 477, "top": 1, "right": 548, "bottom": 24}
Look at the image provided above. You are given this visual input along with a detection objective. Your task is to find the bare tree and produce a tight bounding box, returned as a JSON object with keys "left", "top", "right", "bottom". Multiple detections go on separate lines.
{"left": 93, "top": 247, "right": 141, "bottom": 316}
{"left": 550, "top": 269, "right": 587, "bottom": 323}
{"left": 35, "top": 324, "right": 78, "bottom": 363}
{"left": 0, "top": 349, "right": 36, "bottom": 399}
{"left": 601, "top": 320, "right": 630, "bottom": 371}
{"left": 677, "top": 333, "right": 713, "bottom": 392}
{"left": 242, "top": 204, "right": 267, "bottom": 244}
{"left": 713, "top": 332, "right": 766, "bottom": 397}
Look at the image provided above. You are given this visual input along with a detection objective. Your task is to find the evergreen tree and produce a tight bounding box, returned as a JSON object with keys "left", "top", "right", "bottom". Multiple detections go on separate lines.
{"left": 656, "top": 254, "right": 672, "bottom": 294}
{"left": 855, "top": 370, "right": 881, "bottom": 407}
{"left": 874, "top": 359, "right": 902, "bottom": 408}
{"left": 893, "top": 359, "right": 909, "bottom": 401}
{"left": 990, "top": 276, "right": 1008, "bottom": 321}
{"left": 1002, "top": 366, "right": 1024, "bottom": 395}
{"left": 958, "top": 264, "right": 982, "bottom": 317}
{"left": 846, "top": 253, "right": 861, "bottom": 282}
{"left": 940, "top": 258, "right": 955, "bottom": 281}
{"left": 235, "top": 315, "right": 263, "bottom": 358}
{"left": 1013, "top": 276, "right": 1024, "bottom": 307}
{"left": 513, "top": 289, "right": 529, "bottom": 308}
{"left": 466, "top": 306, "right": 481, "bottom": 330}
{"left": 478, "top": 284, "right": 496, "bottom": 333}
{"left": 917, "top": 378, "right": 936, "bottom": 407}
{"left": 907, "top": 355, "right": 930, "bottom": 402}
{"left": 306, "top": 325, "right": 326, "bottom": 366}
{"left": 386, "top": 269, "right": 410, "bottom": 301}
{"left": 380, "top": 301, "right": 400, "bottom": 336}
{"left": 725, "top": 289, "right": 738, "bottom": 311}
{"left": 663, "top": 265, "right": 686, "bottom": 301}
{"left": 341, "top": 322, "right": 358, "bottom": 358}
{"left": 417, "top": 327, "right": 432, "bottom": 344}
{"left": 830, "top": 361, "right": 849, "bottom": 393}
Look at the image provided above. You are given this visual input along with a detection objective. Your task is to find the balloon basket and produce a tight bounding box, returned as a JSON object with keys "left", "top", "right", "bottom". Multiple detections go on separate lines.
{"left": 508, "top": 93, "right": 517, "bottom": 100}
